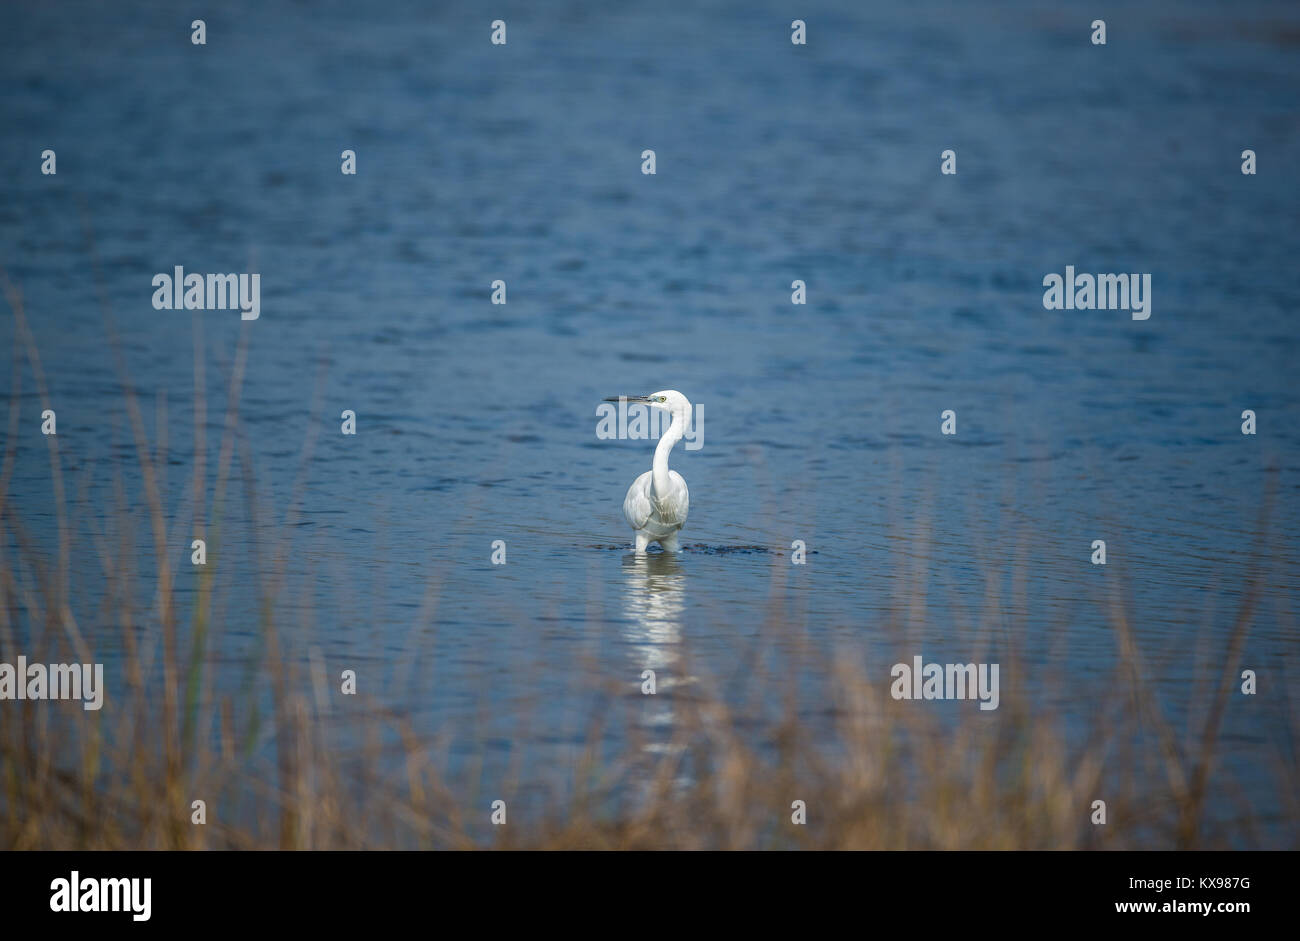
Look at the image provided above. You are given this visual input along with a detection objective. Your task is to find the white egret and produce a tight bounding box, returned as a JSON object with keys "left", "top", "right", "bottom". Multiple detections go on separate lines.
{"left": 604, "top": 390, "right": 692, "bottom": 554}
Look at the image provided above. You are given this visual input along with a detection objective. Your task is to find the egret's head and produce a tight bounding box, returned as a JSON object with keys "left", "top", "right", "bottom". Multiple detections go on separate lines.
{"left": 604, "top": 390, "right": 691, "bottom": 415}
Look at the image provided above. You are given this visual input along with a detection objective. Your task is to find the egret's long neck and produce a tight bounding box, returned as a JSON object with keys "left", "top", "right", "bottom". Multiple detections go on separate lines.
{"left": 652, "top": 407, "right": 687, "bottom": 496}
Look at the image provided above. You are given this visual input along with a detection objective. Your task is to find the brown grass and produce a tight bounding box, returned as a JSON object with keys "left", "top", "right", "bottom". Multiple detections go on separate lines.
{"left": 0, "top": 276, "right": 1295, "bottom": 851}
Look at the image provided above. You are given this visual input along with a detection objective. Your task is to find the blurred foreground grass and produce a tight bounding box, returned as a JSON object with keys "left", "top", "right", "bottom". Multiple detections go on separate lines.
{"left": 1, "top": 280, "right": 1295, "bottom": 850}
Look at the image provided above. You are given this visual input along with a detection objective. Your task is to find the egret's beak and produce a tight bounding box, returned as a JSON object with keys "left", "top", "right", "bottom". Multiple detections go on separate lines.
{"left": 604, "top": 395, "right": 652, "bottom": 404}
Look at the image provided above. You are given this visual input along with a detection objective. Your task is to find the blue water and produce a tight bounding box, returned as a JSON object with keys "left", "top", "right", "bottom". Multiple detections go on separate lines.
{"left": 1, "top": 0, "right": 1298, "bottom": 844}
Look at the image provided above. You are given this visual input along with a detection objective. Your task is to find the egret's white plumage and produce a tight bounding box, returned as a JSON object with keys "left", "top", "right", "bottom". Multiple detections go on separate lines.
{"left": 605, "top": 390, "right": 692, "bottom": 553}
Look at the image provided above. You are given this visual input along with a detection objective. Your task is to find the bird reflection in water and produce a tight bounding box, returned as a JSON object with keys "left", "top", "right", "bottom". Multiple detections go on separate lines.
{"left": 620, "top": 551, "right": 692, "bottom": 755}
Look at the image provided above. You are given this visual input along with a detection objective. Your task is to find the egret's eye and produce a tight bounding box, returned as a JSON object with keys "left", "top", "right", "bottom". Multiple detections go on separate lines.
{"left": 656, "top": 396, "right": 667, "bottom": 403}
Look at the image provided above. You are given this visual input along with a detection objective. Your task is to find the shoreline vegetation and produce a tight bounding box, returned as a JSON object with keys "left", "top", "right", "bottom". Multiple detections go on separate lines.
{"left": 1, "top": 278, "right": 1295, "bottom": 850}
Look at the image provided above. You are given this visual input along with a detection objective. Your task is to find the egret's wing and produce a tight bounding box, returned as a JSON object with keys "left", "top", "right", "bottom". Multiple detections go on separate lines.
{"left": 622, "top": 472, "right": 654, "bottom": 530}
{"left": 655, "top": 472, "right": 689, "bottom": 527}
